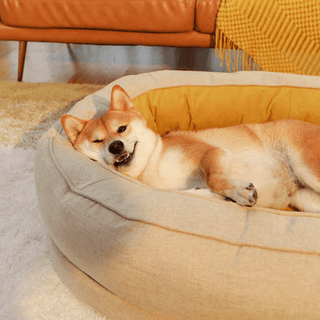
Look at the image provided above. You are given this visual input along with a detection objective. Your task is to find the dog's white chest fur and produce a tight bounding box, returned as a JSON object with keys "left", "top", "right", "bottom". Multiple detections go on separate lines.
{"left": 138, "top": 141, "right": 206, "bottom": 190}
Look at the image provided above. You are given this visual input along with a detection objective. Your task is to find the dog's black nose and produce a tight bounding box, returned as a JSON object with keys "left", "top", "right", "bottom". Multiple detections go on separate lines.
{"left": 109, "top": 140, "right": 124, "bottom": 154}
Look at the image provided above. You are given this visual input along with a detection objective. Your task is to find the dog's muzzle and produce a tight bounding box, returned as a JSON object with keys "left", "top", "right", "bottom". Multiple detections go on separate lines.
{"left": 109, "top": 140, "right": 124, "bottom": 154}
{"left": 106, "top": 140, "right": 138, "bottom": 167}
{"left": 108, "top": 140, "right": 129, "bottom": 163}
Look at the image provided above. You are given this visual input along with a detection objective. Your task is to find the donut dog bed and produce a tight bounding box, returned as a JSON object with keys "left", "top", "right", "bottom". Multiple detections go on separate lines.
{"left": 35, "top": 71, "right": 320, "bottom": 320}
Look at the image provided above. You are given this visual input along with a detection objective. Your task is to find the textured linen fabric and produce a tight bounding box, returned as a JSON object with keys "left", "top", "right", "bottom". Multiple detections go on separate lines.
{"left": 35, "top": 70, "right": 320, "bottom": 320}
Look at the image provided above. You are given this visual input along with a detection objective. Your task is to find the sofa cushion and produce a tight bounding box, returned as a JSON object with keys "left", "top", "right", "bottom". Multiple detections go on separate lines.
{"left": 195, "top": 0, "right": 222, "bottom": 34}
{"left": 0, "top": 0, "right": 195, "bottom": 33}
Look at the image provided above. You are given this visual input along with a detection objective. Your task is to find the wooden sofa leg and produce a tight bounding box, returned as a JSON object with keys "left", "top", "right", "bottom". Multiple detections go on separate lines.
{"left": 18, "top": 41, "right": 27, "bottom": 82}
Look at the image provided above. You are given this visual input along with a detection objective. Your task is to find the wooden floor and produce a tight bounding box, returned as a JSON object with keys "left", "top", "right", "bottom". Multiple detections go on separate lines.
{"left": 0, "top": 41, "right": 229, "bottom": 85}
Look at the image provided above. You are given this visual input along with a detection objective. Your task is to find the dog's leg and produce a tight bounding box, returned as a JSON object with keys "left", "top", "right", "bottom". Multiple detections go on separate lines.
{"left": 282, "top": 123, "right": 320, "bottom": 212}
{"left": 289, "top": 188, "right": 320, "bottom": 213}
{"left": 200, "top": 147, "right": 258, "bottom": 206}
{"left": 286, "top": 121, "right": 320, "bottom": 193}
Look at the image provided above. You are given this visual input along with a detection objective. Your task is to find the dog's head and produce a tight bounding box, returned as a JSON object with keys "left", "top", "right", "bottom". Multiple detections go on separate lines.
{"left": 61, "top": 85, "right": 153, "bottom": 176}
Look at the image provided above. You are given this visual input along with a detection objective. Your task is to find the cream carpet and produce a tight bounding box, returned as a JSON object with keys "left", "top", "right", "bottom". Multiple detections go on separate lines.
{"left": 0, "top": 81, "right": 109, "bottom": 320}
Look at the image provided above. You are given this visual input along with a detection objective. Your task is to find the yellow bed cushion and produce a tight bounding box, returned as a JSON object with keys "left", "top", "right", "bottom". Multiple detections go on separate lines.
{"left": 133, "top": 86, "right": 320, "bottom": 135}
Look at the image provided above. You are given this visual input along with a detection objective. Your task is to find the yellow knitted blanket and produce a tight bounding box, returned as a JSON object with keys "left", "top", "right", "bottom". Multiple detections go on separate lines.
{"left": 215, "top": 0, "right": 320, "bottom": 75}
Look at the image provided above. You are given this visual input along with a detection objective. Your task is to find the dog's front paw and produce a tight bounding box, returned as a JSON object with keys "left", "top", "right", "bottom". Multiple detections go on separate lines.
{"left": 228, "top": 182, "right": 258, "bottom": 207}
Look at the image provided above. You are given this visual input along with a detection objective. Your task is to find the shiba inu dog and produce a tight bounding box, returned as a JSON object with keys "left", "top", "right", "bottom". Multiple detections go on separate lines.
{"left": 61, "top": 85, "right": 320, "bottom": 213}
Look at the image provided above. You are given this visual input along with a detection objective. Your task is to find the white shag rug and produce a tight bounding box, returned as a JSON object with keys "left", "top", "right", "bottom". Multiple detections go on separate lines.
{"left": 0, "top": 144, "right": 107, "bottom": 320}
{"left": 0, "top": 80, "right": 109, "bottom": 319}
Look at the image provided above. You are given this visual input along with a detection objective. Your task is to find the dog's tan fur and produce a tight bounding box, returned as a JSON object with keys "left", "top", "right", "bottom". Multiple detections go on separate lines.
{"left": 61, "top": 85, "right": 320, "bottom": 213}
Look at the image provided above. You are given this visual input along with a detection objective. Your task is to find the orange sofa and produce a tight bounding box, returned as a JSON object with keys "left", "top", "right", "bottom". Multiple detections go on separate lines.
{"left": 0, "top": 0, "right": 221, "bottom": 81}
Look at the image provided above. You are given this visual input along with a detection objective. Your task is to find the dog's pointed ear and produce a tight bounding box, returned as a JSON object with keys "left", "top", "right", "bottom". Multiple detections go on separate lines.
{"left": 61, "top": 115, "right": 87, "bottom": 144}
{"left": 110, "top": 85, "right": 137, "bottom": 111}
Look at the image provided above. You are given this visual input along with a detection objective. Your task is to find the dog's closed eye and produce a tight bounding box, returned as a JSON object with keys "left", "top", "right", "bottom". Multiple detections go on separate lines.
{"left": 92, "top": 139, "right": 103, "bottom": 143}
